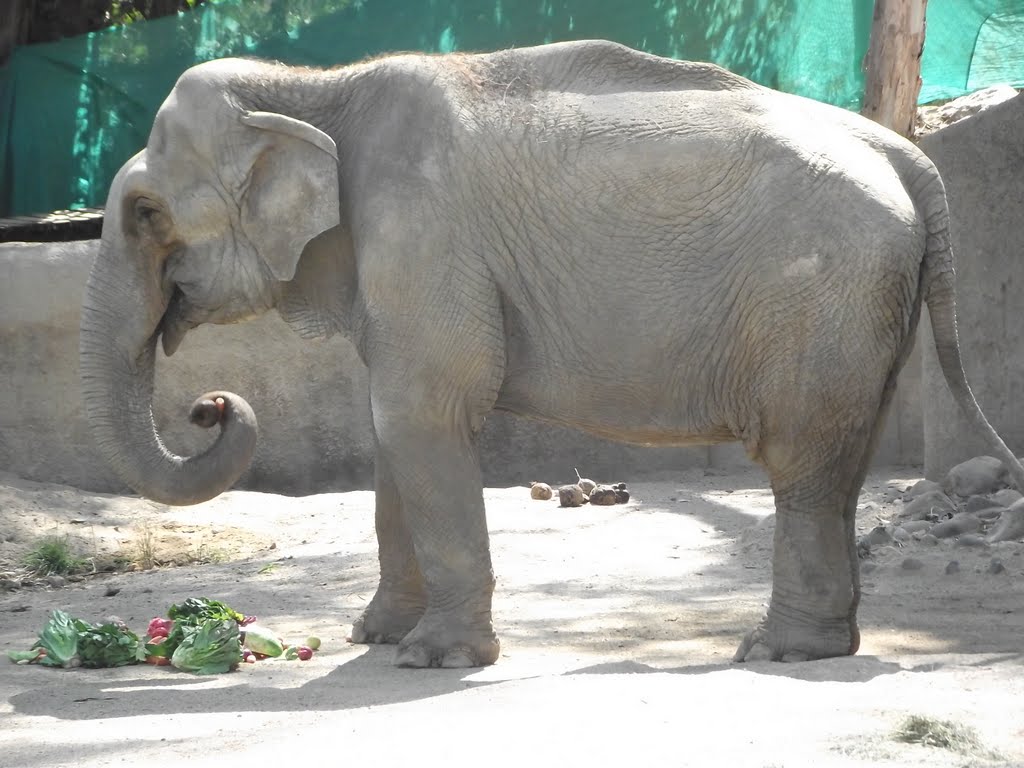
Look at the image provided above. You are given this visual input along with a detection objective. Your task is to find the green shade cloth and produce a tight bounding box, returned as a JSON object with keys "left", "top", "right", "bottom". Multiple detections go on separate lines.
{"left": 1, "top": 0, "right": 1021, "bottom": 217}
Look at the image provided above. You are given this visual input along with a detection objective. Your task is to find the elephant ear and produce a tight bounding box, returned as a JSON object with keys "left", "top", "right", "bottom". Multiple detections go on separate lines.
{"left": 239, "top": 111, "right": 341, "bottom": 282}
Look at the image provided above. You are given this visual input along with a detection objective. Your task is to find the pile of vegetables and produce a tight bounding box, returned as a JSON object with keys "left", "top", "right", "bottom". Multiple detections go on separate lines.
{"left": 8, "top": 597, "right": 321, "bottom": 675}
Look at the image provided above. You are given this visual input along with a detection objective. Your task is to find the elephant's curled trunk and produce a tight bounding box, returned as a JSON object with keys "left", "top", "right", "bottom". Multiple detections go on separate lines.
{"left": 80, "top": 268, "right": 258, "bottom": 507}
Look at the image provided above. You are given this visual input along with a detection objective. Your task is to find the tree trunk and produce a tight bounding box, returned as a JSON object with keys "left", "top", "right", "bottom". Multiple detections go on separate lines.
{"left": 861, "top": 0, "right": 929, "bottom": 138}
{"left": 0, "top": 0, "right": 30, "bottom": 66}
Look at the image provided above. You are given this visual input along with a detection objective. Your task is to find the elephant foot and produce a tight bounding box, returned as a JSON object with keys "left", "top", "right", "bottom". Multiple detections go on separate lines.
{"left": 394, "top": 612, "right": 500, "bottom": 669}
{"left": 350, "top": 589, "right": 426, "bottom": 645}
{"left": 733, "top": 608, "right": 858, "bottom": 663}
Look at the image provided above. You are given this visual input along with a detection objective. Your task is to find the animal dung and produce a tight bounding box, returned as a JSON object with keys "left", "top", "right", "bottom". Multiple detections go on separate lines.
{"left": 530, "top": 482, "right": 553, "bottom": 500}
{"left": 558, "top": 484, "right": 586, "bottom": 507}
{"left": 534, "top": 477, "right": 630, "bottom": 507}
{"left": 574, "top": 469, "right": 597, "bottom": 496}
{"left": 588, "top": 486, "right": 618, "bottom": 505}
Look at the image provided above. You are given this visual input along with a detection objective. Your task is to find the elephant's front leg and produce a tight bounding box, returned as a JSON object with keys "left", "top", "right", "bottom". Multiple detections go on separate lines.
{"left": 373, "top": 399, "right": 500, "bottom": 668}
{"left": 350, "top": 454, "right": 427, "bottom": 644}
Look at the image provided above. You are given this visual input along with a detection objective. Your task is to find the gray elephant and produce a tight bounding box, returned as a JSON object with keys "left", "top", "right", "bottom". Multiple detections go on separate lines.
{"left": 80, "top": 40, "right": 1024, "bottom": 667}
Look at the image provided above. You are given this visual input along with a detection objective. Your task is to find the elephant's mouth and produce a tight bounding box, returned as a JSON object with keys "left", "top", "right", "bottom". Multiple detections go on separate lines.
{"left": 158, "top": 285, "right": 198, "bottom": 357}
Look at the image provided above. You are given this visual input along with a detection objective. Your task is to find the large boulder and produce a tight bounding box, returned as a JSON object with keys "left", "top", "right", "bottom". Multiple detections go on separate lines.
{"left": 943, "top": 456, "right": 1010, "bottom": 497}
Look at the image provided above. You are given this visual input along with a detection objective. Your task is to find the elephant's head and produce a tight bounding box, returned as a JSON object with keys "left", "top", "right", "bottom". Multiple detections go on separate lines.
{"left": 80, "top": 59, "right": 341, "bottom": 505}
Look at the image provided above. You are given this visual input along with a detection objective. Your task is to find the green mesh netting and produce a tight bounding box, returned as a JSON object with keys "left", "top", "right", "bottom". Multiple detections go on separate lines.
{"left": 1, "top": 0, "right": 1021, "bottom": 217}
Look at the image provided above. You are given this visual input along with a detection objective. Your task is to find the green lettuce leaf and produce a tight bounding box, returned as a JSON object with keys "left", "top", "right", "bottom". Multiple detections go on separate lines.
{"left": 170, "top": 619, "right": 242, "bottom": 675}
{"left": 164, "top": 598, "right": 244, "bottom": 657}
{"left": 8, "top": 649, "right": 43, "bottom": 664}
{"left": 34, "top": 610, "right": 90, "bottom": 668}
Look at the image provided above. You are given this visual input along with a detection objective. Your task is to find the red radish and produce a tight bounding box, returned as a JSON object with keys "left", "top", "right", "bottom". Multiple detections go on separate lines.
{"left": 296, "top": 646, "right": 313, "bottom": 661}
{"left": 147, "top": 617, "right": 174, "bottom": 636}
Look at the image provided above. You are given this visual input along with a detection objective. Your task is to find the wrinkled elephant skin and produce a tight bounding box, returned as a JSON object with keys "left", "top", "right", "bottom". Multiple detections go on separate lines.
{"left": 80, "top": 40, "right": 1024, "bottom": 667}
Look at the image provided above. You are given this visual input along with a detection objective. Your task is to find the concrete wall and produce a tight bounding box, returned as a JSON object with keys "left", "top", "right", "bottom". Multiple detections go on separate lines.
{"left": 917, "top": 93, "right": 1024, "bottom": 478}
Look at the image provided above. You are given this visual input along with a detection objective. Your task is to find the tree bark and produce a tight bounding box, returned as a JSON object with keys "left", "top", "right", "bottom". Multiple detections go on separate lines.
{"left": 0, "top": 0, "right": 30, "bottom": 66}
{"left": 861, "top": 0, "right": 929, "bottom": 138}
{"left": 0, "top": 0, "right": 204, "bottom": 64}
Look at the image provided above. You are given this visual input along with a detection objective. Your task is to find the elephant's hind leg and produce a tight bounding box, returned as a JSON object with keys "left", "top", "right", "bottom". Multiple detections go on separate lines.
{"left": 734, "top": 414, "right": 877, "bottom": 662}
{"left": 350, "top": 454, "right": 427, "bottom": 645}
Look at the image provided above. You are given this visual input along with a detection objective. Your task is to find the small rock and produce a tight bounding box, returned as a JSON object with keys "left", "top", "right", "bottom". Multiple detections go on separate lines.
{"left": 902, "top": 490, "right": 956, "bottom": 521}
{"left": 901, "top": 557, "right": 924, "bottom": 571}
{"left": 904, "top": 479, "right": 942, "bottom": 500}
{"left": 991, "top": 488, "right": 1023, "bottom": 507}
{"left": 943, "top": 456, "right": 1009, "bottom": 498}
{"left": 987, "top": 559, "right": 1006, "bottom": 574}
{"left": 860, "top": 561, "right": 878, "bottom": 574}
{"left": 987, "top": 500, "right": 1024, "bottom": 543}
{"left": 901, "top": 520, "right": 933, "bottom": 534}
{"left": 956, "top": 533, "right": 989, "bottom": 548}
{"left": 918, "top": 533, "right": 939, "bottom": 546}
{"left": 945, "top": 560, "right": 960, "bottom": 575}
{"left": 45, "top": 575, "right": 67, "bottom": 588}
{"left": 858, "top": 525, "right": 894, "bottom": 555}
{"left": 558, "top": 484, "right": 586, "bottom": 508}
{"left": 104, "top": 586, "right": 120, "bottom": 597}
{"left": 0, "top": 578, "right": 21, "bottom": 591}
{"left": 530, "top": 482, "right": 553, "bottom": 501}
{"left": 965, "top": 495, "right": 1001, "bottom": 514}
{"left": 931, "top": 512, "right": 982, "bottom": 539}
{"left": 891, "top": 526, "right": 911, "bottom": 543}
{"left": 975, "top": 507, "right": 1007, "bottom": 522}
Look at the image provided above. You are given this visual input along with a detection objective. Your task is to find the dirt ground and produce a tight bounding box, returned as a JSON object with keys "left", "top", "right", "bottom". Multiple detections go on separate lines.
{"left": 1, "top": 465, "right": 1022, "bottom": 768}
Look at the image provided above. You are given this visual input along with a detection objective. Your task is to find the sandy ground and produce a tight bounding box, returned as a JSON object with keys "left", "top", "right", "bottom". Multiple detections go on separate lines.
{"left": 1, "top": 466, "right": 1022, "bottom": 768}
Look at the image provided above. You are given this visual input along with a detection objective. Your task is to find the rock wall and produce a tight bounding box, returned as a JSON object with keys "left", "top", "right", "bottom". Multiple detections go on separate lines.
{"left": 917, "top": 92, "right": 1024, "bottom": 478}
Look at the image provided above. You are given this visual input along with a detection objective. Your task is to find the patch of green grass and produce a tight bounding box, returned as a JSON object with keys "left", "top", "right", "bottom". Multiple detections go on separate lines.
{"left": 893, "top": 715, "right": 990, "bottom": 755}
{"left": 190, "top": 542, "right": 228, "bottom": 565}
{"left": 22, "top": 535, "right": 89, "bottom": 576}
{"left": 134, "top": 528, "right": 158, "bottom": 570}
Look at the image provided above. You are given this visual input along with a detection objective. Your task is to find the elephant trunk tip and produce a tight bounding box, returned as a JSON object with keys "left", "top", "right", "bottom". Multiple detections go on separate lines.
{"left": 173, "top": 390, "right": 260, "bottom": 504}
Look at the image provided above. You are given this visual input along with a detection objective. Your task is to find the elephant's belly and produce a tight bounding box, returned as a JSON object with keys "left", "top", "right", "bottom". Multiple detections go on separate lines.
{"left": 493, "top": 360, "right": 737, "bottom": 448}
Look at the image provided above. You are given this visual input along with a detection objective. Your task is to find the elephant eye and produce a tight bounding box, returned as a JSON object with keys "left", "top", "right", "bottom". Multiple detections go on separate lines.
{"left": 134, "top": 198, "right": 161, "bottom": 221}
{"left": 133, "top": 197, "right": 173, "bottom": 242}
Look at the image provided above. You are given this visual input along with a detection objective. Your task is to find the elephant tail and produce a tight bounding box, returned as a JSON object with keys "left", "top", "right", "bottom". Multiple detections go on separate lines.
{"left": 917, "top": 159, "right": 1024, "bottom": 491}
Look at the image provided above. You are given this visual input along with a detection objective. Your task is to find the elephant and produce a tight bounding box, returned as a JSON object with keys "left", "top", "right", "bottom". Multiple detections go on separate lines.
{"left": 80, "top": 39, "right": 1024, "bottom": 667}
